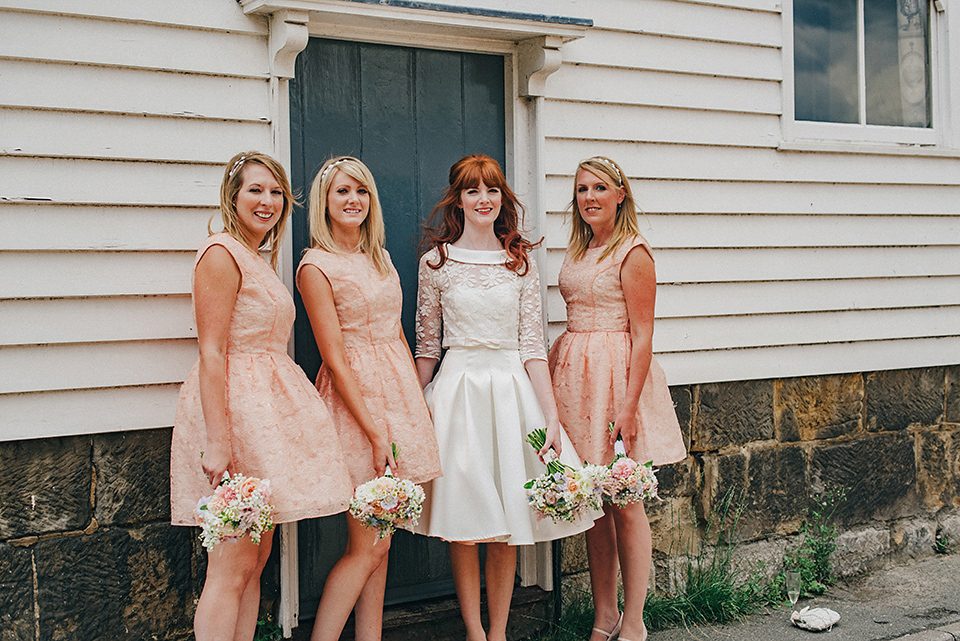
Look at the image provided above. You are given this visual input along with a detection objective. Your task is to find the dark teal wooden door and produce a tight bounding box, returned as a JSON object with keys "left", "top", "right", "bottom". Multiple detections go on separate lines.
{"left": 289, "top": 38, "right": 505, "bottom": 613}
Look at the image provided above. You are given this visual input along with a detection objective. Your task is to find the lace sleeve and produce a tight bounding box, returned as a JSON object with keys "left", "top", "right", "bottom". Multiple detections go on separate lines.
{"left": 415, "top": 253, "right": 443, "bottom": 360}
{"left": 518, "top": 260, "right": 548, "bottom": 363}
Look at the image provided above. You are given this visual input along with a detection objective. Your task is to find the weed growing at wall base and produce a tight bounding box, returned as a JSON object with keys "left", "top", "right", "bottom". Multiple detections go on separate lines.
{"left": 781, "top": 484, "right": 846, "bottom": 597}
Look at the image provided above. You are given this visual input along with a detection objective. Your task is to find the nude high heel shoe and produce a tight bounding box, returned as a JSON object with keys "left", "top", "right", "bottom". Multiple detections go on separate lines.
{"left": 617, "top": 621, "right": 647, "bottom": 641}
{"left": 592, "top": 612, "right": 622, "bottom": 641}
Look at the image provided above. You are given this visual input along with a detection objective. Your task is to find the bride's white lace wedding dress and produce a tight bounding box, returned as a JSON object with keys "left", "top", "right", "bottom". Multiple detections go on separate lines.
{"left": 412, "top": 244, "right": 598, "bottom": 545}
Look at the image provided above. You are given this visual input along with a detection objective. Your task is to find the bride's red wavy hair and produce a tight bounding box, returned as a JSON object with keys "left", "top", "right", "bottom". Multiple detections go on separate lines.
{"left": 420, "top": 154, "right": 539, "bottom": 275}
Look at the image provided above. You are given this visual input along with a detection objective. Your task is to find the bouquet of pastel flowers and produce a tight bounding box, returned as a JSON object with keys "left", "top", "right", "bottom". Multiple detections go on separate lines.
{"left": 349, "top": 444, "right": 426, "bottom": 540}
{"left": 196, "top": 471, "right": 275, "bottom": 551}
{"left": 523, "top": 428, "right": 606, "bottom": 523}
{"left": 601, "top": 422, "right": 659, "bottom": 507}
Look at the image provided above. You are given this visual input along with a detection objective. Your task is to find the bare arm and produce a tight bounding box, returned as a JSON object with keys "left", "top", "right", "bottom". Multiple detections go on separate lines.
{"left": 524, "top": 358, "right": 564, "bottom": 459}
{"left": 194, "top": 244, "right": 241, "bottom": 486}
{"left": 298, "top": 264, "right": 395, "bottom": 475}
{"left": 610, "top": 244, "right": 656, "bottom": 454}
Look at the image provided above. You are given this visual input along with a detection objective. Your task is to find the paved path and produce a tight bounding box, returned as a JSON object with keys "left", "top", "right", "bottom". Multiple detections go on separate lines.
{"left": 649, "top": 554, "right": 960, "bottom": 641}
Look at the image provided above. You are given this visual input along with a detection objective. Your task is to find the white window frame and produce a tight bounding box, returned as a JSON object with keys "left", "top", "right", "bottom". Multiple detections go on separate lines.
{"left": 238, "top": 1, "right": 589, "bottom": 636}
{"left": 780, "top": 0, "right": 960, "bottom": 152}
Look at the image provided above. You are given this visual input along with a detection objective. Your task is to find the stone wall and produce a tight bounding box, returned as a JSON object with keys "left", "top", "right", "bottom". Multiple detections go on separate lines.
{"left": 561, "top": 365, "right": 960, "bottom": 597}
{"left": 0, "top": 429, "right": 201, "bottom": 641}
{"left": 3, "top": 366, "right": 958, "bottom": 640}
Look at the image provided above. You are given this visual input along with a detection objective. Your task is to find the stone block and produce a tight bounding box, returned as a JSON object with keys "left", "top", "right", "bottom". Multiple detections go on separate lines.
{"left": 559, "top": 532, "right": 588, "bottom": 575}
{"left": 917, "top": 431, "right": 952, "bottom": 508}
{"left": 0, "top": 436, "right": 92, "bottom": 539}
{"left": 891, "top": 517, "right": 936, "bottom": 561}
{"left": 692, "top": 380, "right": 774, "bottom": 451}
{"left": 832, "top": 526, "right": 890, "bottom": 577}
{"left": 938, "top": 512, "right": 960, "bottom": 547}
{"left": 0, "top": 543, "right": 33, "bottom": 641}
{"left": 35, "top": 523, "right": 194, "bottom": 641}
{"left": 729, "top": 536, "right": 791, "bottom": 582}
{"left": 866, "top": 367, "right": 945, "bottom": 432}
{"left": 669, "top": 385, "right": 693, "bottom": 451}
{"left": 702, "top": 452, "right": 746, "bottom": 521}
{"left": 93, "top": 428, "right": 172, "bottom": 526}
{"left": 742, "top": 446, "right": 806, "bottom": 537}
{"left": 648, "top": 496, "right": 698, "bottom": 556}
{"left": 653, "top": 456, "right": 694, "bottom": 499}
{"left": 811, "top": 432, "right": 918, "bottom": 526}
{"left": 947, "top": 365, "right": 960, "bottom": 424}
{"left": 776, "top": 374, "right": 862, "bottom": 443}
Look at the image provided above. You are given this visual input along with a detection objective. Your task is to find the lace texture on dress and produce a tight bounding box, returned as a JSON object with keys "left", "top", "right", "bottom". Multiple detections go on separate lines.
{"left": 415, "top": 246, "right": 548, "bottom": 363}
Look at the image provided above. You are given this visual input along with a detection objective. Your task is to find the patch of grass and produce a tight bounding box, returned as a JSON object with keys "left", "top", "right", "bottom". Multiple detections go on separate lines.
{"left": 934, "top": 532, "right": 953, "bottom": 555}
{"left": 523, "top": 586, "right": 597, "bottom": 641}
{"left": 254, "top": 615, "right": 282, "bottom": 641}
{"left": 780, "top": 484, "right": 846, "bottom": 598}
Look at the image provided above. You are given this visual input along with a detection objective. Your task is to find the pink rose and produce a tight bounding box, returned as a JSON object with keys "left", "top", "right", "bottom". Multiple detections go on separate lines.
{"left": 611, "top": 458, "right": 637, "bottom": 479}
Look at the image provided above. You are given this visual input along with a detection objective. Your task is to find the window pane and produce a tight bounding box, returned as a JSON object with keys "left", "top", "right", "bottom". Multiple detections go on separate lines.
{"left": 795, "top": 0, "right": 858, "bottom": 123}
{"left": 865, "top": 0, "right": 930, "bottom": 127}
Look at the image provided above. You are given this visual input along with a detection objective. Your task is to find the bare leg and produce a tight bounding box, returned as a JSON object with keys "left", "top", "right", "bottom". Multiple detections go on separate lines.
{"left": 611, "top": 502, "right": 651, "bottom": 641}
{"left": 449, "top": 542, "right": 486, "bottom": 641}
{"left": 311, "top": 516, "right": 391, "bottom": 641}
{"left": 353, "top": 553, "right": 389, "bottom": 641}
{"left": 483, "top": 543, "right": 517, "bottom": 641}
{"left": 233, "top": 529, "right": 276, "bottom": 641}
{"left": 195, "top": 532, "right": 270, "bottom": 641}
{"left": 585, "top": 508, "right": 622, "bottom": 641}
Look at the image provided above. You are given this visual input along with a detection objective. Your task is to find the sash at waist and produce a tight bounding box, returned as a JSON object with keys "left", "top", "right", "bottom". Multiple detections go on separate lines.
{"left": 443, "top": 337, "right": 520, "bottom": 350}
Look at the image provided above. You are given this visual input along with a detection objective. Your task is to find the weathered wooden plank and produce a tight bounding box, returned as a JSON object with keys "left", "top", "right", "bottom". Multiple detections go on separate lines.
{"left": 1, "top": 295, "right": 194, "bottom": 346}
{"left": 544, "top": 140, "right": 960, "bottom": 185}
{"left": 542, "top": 246, "right": 960, "bottom": 285}
{"left": 0, "top": 251, "right": 194, "bottom": 298}
{"left": 0, "top": 59, "right": 271, "bottom": 121}
{"left": 0, "top": 384, "right": 181, "bottom": 441}
{"left": 543, "top": 101, "right": 781, "bottom": 148}
{"left": 656, "top": 336, "right": 960, "bottom": 386}
{"left": 543, "top": 213, "right": 960, "bottom": 250}
{"left": 0, "top": 9, "right": 268, "bottom": 76}
{"left": 547, "top": 64, "right": 781, "bottom": 114}
{"left": 0, "top": 1, "right": 262, "bottom": 33}
{"left": 0, "top": 108, "right": 271, "bottom": 162}
{"left": 0, "top": 203, "right": 215, "bottom": 251}
{"left": 546, "top": 276, "right": 960, "bottom": 321}
{"left": 0, "top": 339, "right": 197, "bottom": 393}
{"left": 561, "top": 29, "right": 782, "bottom": 80}
{"left": 590, "top": 0, "right": 782, "bottom": 47}
{"left": 543, "top": 176, "right": 960, "bottom": 215}
{"left": 655, "top": 306, "right": 960, "bottom": 352}
{"left": 0, "top": 157, "right": 221, "bottom": 206}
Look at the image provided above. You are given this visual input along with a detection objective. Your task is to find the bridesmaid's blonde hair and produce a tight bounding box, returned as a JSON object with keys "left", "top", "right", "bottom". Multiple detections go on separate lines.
{"left": 568, "top": 156, "right": 640, "bottom": 262}
{"left": 215, "top": 151, "right": 293, "bottom": 271}
{"left": 307, "top": 156, "right": 389, "bottom": 276}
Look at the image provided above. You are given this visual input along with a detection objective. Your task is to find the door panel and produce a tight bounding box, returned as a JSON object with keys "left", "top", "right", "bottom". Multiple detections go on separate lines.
{"left": 289, "top": 37, "right": 505, "bottom": 613}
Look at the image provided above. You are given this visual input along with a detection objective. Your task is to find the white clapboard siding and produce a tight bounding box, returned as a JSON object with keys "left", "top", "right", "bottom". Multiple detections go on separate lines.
{"left": 0, "top": 0, "right": 263, "bottom": 33}
{"left": 543, "top": 213, "right": 960, "bottom": 250}
{"left": 654, "top": 306, "right": 960, "bottom": 353}
{"left": 1, "top": 59, "right": 271, "bottom": 121}
{"left": 0, "top": 9, "right": 268, "bottom": 77}
{"left": 593, "top": 0, "right": 781, "bottom": 47}
{"left": 545, "top": 176, "right": 960, "bottom": 215}
{"left": 0, "top": 252, "right": 194, "bottom": 298}
{"left": 1, "top": 295, "right": 195, "bottom": 346}
{"left": 0, "top": 108, "right": 272, "bottom": 163}
{"left": 561, "top": 29, "right": 782, "bottom": 81}
{"left": 1, "top": 204, "right": 215, "bottom": 251}
{"left": 0, "top": 339, "right": 197, "bottom": 393}
{"left": 543, "top": 102, "right": 782, "bottom": 148}
{"left": 545, "top": 140, "right": 960, "bottom": 185}
{"left": 0, "top": 384, "right": 182, "bottom": 441}
{"left": 546, "top": 65, "right": 781, "bottom": 114}
{"left": 0, "top": 157, "right": 222, "bottom": 205}
{"left": 546, "top": 276, "right": 960, "bottom": 321}
{"left": 657, "top": 336, "right": 960, "bottom": 386}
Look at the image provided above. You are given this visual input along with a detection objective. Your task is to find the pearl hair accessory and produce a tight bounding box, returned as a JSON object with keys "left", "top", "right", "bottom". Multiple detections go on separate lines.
{"left": 228, "top": 155, "right": 248, "bottom": 178}
{"left": 588, "top": 157, "right": 623, "bottom": 186}
{"left": 319, "top": 158, "right": 350, "bottom": 184}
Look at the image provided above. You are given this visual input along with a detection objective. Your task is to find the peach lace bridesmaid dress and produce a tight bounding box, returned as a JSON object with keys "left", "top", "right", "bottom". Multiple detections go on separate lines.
{"left": 170, "top": 233, "right": 353, "bottom": 525}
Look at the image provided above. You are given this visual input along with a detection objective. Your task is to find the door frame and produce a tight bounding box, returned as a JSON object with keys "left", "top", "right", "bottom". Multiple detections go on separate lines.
{"left": 240, "top": 1, "right": 590, "bottom": 635}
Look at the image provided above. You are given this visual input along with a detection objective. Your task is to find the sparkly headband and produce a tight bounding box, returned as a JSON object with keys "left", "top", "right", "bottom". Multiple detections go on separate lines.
{"left": 588, "top": 157, "right": 623, "bottom": 186}
{"left": 228, "top": 155, "right": 248, "bottom": 178}
{"left": 320, "top": 158, "right": 350, "bottom": 183}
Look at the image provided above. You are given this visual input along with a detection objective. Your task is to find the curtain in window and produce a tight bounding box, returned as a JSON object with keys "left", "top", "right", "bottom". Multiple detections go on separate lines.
{"left": 897, "top": 0, "right": 929, "bottom": 127}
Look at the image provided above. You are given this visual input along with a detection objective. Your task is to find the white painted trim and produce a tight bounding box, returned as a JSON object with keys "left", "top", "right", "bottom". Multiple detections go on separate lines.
{"left": 279, "top": 523, "right": 300, "bottom": 637}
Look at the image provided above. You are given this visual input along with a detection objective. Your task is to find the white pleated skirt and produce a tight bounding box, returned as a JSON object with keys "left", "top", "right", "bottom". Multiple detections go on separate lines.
{"left": 411, "top": 347, "right": 599, "bottom": 545}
